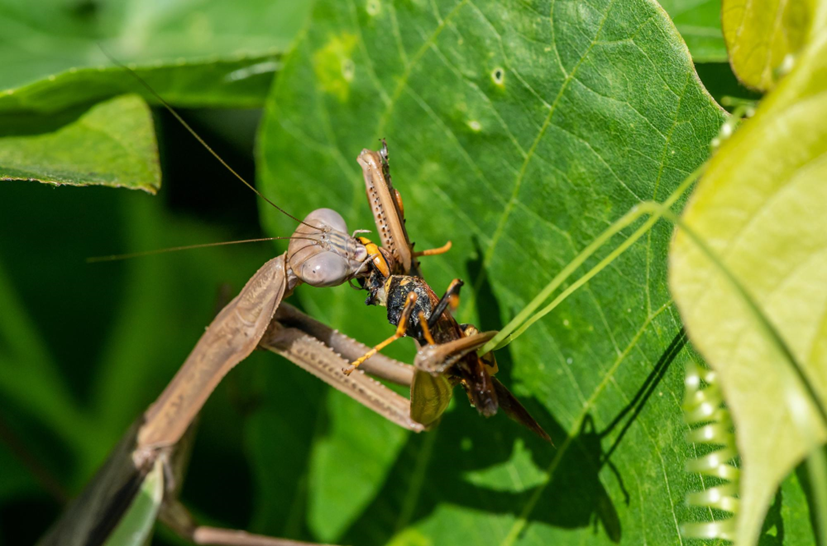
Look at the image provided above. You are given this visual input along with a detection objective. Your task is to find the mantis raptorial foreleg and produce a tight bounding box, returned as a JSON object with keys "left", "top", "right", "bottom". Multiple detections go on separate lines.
{"left": 41, "top": 132, "right": 480, "bottom": 544}
{"left": 271, "top": 303, "right": 414, "bottom": 386}
{"left": 38, "top": 58, "right": 462, "bottom": 545}
{"left": 137, "top": 208, "right": 370, "bottom": 452}
{"left": 260, "top": 307, "right": 423, "bottom": 432}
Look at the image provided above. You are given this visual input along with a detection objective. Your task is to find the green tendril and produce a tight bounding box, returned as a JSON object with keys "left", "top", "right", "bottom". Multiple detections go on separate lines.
{"left": 680, "top": 361, "right": 739, "bottom": 541}
{"left": 479, "top": 162, "right": 706, "bottom": 355}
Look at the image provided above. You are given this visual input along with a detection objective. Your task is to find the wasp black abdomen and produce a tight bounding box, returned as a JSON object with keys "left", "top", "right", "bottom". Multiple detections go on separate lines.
{"left": 385, "top": 276, "right": 435, "bottom": 337}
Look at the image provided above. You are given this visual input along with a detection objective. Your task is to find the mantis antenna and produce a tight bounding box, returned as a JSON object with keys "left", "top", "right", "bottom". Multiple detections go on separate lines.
{"left": 86, "top": 236, "right": 317, "bottom": 263}
{"left": 98, "top": 45, "right": 318, "bottom": 230}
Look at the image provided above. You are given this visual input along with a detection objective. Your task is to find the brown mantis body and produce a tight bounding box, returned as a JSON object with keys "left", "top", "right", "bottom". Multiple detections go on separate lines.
{"left": 40, "top": 206, "right": 428, "bottom": 546}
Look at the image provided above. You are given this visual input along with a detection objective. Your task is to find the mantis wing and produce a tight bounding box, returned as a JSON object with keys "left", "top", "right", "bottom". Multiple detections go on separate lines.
{"left": 37, "top": 421, "right": 160, "bottom": 546}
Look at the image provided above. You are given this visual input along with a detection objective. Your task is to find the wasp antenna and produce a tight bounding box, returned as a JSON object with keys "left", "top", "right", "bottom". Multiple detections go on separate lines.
{"left": 86, "top": 236, "right": 314, "bottom": 263}
{"left": 98, "top": 45, "right": 319, "bottom": 231}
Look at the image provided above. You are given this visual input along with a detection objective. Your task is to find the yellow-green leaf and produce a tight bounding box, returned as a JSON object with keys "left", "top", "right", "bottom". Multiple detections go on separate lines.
{"left": 721, "top": 0, "right": 821, "bottom": 90}
{"left": 660, "top": 0, "right": 728, "bottom": 62}
{"left": 670, "top": 31, "right": 827, "bottom": 546}
{"left": 0, "top": 95, "right": 160, "bottom": 192}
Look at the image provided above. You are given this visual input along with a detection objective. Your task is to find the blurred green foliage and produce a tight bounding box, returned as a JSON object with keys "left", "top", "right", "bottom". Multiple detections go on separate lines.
{"left": 0, "top": 1, "right": 820, "bottom": 546}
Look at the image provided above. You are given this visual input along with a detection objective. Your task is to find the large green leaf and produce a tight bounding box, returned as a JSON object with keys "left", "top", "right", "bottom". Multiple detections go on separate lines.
{"left": 0, "top": 0, "right": 313, "bottom": 110}
{"left": 253, "top": 0, "right": 743, "bottom": 544}
{"left": 720, "top": 0, "right": 824, "bottom": 91}
{"left": 660, "top": 0, "right": 727, "bottom": 62}
{"left": 670, "top": 30, "right": 827, "bottom": 546}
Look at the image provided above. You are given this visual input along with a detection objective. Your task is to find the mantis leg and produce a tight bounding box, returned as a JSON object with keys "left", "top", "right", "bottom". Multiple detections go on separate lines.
{"left": 273, "top": 303, "right": 413, "bottom": 386}
{"left": 259, "top": 317, "right": 425, "bottom": 433}
{"left": 160, "top": 499, "right": 339, "bottom": 546}
{"left": 414, "top": 330, "right": 497, "bottom": 376}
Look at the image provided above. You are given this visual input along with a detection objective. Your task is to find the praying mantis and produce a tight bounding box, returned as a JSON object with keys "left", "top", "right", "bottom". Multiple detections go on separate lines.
{"left": 38, "top": 68, "right": 546, "bottom": 544}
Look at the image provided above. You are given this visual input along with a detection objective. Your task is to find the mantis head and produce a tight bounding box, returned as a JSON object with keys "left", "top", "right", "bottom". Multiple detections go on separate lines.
{"left": 287, "top": 208, "right": 369, "bottom": 287}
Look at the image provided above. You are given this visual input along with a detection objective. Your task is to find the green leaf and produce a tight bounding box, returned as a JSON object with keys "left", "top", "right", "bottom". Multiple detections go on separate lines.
{"left": 670, "top": 31, "right": 827, "bottom": 546}
{"left": 720, "top": 0, "right": 825, "bottom": 91}
{"left": 660, "top": 0, "right": 727, "bottom": 62}
{"left": 0, "top": 0, "right": 313, "bottom": 110}
{"left": 0, "top": 57, "right": 284, "bottom": 115}
{"left": 0, "top": 94, "right": 160, "bottom": 191}
{"left": 254, "top": 0, "right": 739, "bottom": 544}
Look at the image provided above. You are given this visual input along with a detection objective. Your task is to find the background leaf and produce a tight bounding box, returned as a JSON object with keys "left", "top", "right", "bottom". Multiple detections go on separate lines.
{"left": 0, "top": 0, "right": 313, "bottom": 193}
{"left": 0, "top": 0, "right": 312, "bottom": 191}
{"left": 255, "top": 0, "right": 733, "bottom": 544}
{"left": 0, "top": 94, "right": 160, "bottom": 191}
{"left": 0, "top": 0, "right": 313, "bottom": 110}
{"left": 660, "top": 0, "right": 727, "bottom": 62}
{"left": 670, "top": 30, "right": 827, "bottom": 546}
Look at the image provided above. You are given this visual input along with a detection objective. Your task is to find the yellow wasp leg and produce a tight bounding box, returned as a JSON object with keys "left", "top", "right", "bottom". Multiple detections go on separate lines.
{"left": 344, "top": 292, "right": 418, "bottom": 375}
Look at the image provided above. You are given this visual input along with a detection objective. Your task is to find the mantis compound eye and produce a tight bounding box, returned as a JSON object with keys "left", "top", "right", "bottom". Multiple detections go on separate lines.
{"left": 299, "top": 251, "right": 351, "bottom": 287}
{"left": 303, "top": 208, "right": 348, "bottom": 234}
